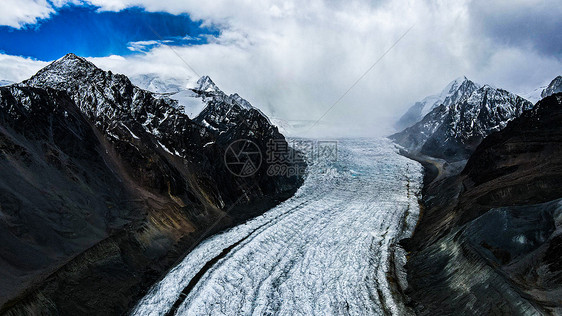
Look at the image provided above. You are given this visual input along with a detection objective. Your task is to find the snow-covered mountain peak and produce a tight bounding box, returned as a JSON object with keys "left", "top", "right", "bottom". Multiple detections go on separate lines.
{"left": 441, "top": 76, "right": 469, "bottom": 94}
{"left": 129, "top": 71, "right": 269, "bottom": 133}
{"left": 30, "top": 53, "right": 272, "bottom": 138}
{"left": 12, "top": 54, "right": 282, "bottom": 162}
{"left": 130, "top": 73, "right": 261, "bottom": 120}
{"left": 229, "top": 93, "right": 253, "bottom": 110}
{"left": 395, "top": 76, "right": 480, "bottom": 130}
{"left": 195, "top": 76, "right": 220, "bottom": 93}
{"left": 190, "top": 76, "right": 256, "bottom": 112}
{"left": 391, "top": 82, "right": 533, "bottom": 161}
{"left": 191, "top": 78, "right": 272, "bottom": 132}
{"left": 46, "top": 53, "right": 97, "bottom": 74}
{"left": 542, "top": 76, "right": 562, "bottom": 99}
{"left": 519, "top": 75, "right": 561, "bottom": 104}
{"left": 24, "top": 52, "right": 129, "bottom": 93}
{"left": 21, "top": 54, "right": 191, "bottom": 135}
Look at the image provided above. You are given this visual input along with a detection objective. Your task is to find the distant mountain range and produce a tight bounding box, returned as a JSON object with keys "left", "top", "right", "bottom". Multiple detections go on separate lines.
{"left": 0, "top": 53, "right": 303, "bottom": 315}
{"left": 391, "top": 77, "right": 533, "bottom": 161}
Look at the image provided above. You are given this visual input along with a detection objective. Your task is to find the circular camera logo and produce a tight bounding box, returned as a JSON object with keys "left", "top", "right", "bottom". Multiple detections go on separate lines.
{"left": 224, "top": 139, "right": 262, "bottom": 177}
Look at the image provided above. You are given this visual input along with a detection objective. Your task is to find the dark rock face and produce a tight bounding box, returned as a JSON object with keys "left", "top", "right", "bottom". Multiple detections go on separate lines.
{"left": 391, "top": 84, "right": 533, "bottom": 162}
{"left": 459, "top": 94, "right": 562, "bottom": 221}
{"left": 0, "top": 54, "right": 304, "bottom": 315}
{"left": 403, "top": 93, "right": 562, "bottom": 315}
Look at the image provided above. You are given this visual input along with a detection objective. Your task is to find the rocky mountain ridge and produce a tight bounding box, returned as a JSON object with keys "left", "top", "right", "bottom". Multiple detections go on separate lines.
{"left": 0, "top": 53, "right": 304, "bottom": 315}
{"left": 391, "top": 80, "right": 533, "bottom": 161}
{"left": 394, "top": 76, "right": 481, "bottom": 130}
{"left": 401, "top": 92, "right": 562, "bottom": 314}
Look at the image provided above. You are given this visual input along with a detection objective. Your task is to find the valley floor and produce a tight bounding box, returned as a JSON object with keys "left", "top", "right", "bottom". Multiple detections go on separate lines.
{"left": 132, "top": 139, "right": 423, "bottom": 316}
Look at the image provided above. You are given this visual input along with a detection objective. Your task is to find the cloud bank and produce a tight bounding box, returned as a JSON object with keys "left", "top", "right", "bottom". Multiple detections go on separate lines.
{"left": 1, "top": 0, "right": 561, "bottom": 136}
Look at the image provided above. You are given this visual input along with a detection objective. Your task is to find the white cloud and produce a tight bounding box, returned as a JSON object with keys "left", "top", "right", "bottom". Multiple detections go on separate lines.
{"left": 0, "top": 0, "right": 53, "bottom": 28}
{"left": 0, "top": 0, "right": 80, "bottom": 29}
{"left": 127, "top": 40, "right": 170, "bottom": 52}
{"left": 0, "top": 54, "right": 47, "bottom": 82}
{"left": 1, "top": 0, "right": 561, "bottom": 136}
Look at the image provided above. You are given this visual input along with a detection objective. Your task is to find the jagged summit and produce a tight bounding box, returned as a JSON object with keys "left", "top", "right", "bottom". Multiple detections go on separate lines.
{"left": 395, "top": 76, "right": 480, "bottom": 130}
{"left": 390, "top": 82, "right": 533, "bottom": 161}
{"left": 542, "top": 76, "right": 562, "bottom": 99}
{"left": 425, "top": 76, "right": 480, "bottom": 113}
{"left": 193, "top": 77, "right": 272, "bottom": 133}
{"left": 191, "top": 76, "right": 252, "bottom": 110}
{"left": 132, "top": 72, "right": 264, "bottom": 128}
{"left": 56, "top": 52, "right": 90, "bottom": 64}
{"left": 443, "top": 76, "right": 469, "bottom": 92}
{"left": 186, "top": 74, "right": 271, "bottom": 130}
{"left": 24, "top": 52, "right": 129, "bottom": 95}
{"left": 230, "top": 93, "right": 253, "bottom": 110}
{"left": 21, "top": 53, "right": 196, "bottom": 143}
{"left": 195, "top": 75, "right": 220, "bottom": 93}
{"left": 23, "top": 53, "right": 271, "bottom": 141}
{"left": 35, "top": 53, "right": 97, "bottom": 77}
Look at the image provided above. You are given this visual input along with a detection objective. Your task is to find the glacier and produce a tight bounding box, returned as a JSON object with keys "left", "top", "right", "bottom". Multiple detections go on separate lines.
{"left": 132, "top": 138, "right": 423, "bottom": 316}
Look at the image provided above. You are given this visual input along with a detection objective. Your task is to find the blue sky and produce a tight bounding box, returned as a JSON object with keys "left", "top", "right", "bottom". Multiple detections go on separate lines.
{"left": 0, "top": 4, "right": 218, "bottom": 60}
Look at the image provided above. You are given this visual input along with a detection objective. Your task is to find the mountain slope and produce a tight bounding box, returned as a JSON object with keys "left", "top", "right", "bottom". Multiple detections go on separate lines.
{"left": 404, "top": 93, "right": 562, "bottom": 315}
{"left": 0, "top": 54, "right": 304, "bottom": 315}
{"left": 131, "top": 73, "right": 211, "bottom": 118}
{"left": 130, "top": 73, "right": 187, "bottom": 94}
{"left": 522, "top": 86, "right": 546, "bottom": 104}
{"left": 390, "top": 84, "right": 533, "bottom": 161}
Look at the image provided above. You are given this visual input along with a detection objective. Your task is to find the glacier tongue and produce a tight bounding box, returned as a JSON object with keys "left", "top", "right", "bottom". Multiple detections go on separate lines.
{"left": 132, "top": 138, "right": 423, "bottom": 316}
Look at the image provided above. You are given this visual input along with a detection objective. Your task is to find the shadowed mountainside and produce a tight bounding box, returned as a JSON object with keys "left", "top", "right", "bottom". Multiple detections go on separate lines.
{"left": 402, "top": 93, "right": 562, "bottom": 315}
{"left": 0, "top": 54, "right": 304, "bottom": 315}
